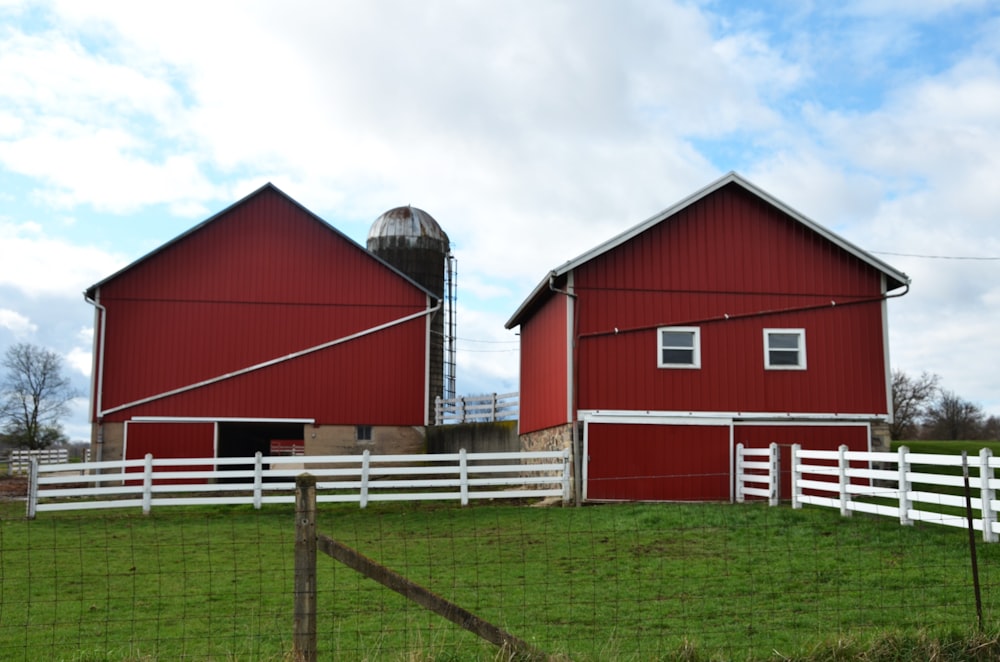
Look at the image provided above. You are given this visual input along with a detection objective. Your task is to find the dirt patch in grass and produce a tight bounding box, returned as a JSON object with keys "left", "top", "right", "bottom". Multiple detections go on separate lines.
{"left": 0, "top": 475, "right": 27, "bottom": 500}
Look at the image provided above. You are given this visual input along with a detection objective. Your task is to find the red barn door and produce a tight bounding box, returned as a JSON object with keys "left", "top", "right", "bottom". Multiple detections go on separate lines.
{"left": 585, "top": 421, "right": 731, "bottom": 501}
{"left": 124, "top": 421, "right": 215, "bottom": 484}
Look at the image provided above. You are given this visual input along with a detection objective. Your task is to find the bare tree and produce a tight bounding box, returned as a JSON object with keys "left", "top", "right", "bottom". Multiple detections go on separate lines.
{"left": 890, "top": 370, "right": 939, "bottom": 440}
{"left": 0, "top": 343, "right": 78, "bottom": 449}
{"left": 923, "top": 389, "right": 985, "bottom": 441}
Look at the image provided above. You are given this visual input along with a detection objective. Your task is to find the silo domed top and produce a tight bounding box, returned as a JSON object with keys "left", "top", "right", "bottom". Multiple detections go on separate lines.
{"left": 368, "top": 205, "right": 449, "bottom": 246}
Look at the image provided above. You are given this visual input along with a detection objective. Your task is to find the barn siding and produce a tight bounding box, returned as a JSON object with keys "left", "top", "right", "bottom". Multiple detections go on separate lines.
{"left": 93, "top": 186, "right": 429, "bottom": 426}
{"left": 518, "top": 293, "right": 569, "bottom": 434}
{"left": 586, "top": 422, "right": 731, "bottom": 500}
{"left": 573, "top": 183, "right": 889, "bottom": 416}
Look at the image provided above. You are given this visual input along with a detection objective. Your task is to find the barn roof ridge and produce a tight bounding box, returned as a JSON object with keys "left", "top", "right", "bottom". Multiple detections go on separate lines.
{"left": 505, "top": 171, "right": 910, "bottom": 329}
{"left": 83, "top": 182, "right": 438, "bottom": 302}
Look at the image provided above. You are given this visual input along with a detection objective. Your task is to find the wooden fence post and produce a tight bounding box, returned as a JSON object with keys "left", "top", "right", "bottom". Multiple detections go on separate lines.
{"left": 768, "top": 442, "right": 780, "bottom": 506}
{"left": 980, "top": 448, "right": 996, "bottom": 543}
{"left": 360, "top": 450, "right": 370, "bottom": 509}
{"left": 735, "top": 443, "right": 745, "bottom": 504}
{"left": 459, "top": 448, "right": 469, "bottom": 506}
{"left": 294, "top": 473, "right": 317, "bottom": 662}
{"left": 791, "top": 444, "right": 802, "bottom": 510}
{"left": 898, "top": 445, "right": 912, "bottom": 527}
{"left": 838, "top": 444, "right": 851, "bottom": 518}
{"left": 26, "top": 457, "right": 39, "bottom": 519}
{"left": 253, "top": 452, "right": 263, "bottom": 510}
{"left": 561, "top": 448, "right": 572, "bottom": 505}
{"left": 142, "top": 453, "right": 154, "bottom": 515}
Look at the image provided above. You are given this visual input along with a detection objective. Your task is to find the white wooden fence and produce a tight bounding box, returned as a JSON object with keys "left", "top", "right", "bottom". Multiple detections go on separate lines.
{"left": 734, "top": 443, "right": 780, "bottom": 506}
{"left": 434, "top": 392, "right": 519, "bottom": 425}
{"left": 734, "top": 443, "right": 1000, "bottom": 542}
{"left": 8, "top": 448, "right": 69, "bottom": 475}
{"left": 26, "top": 448, "right": 572, "bottom": 517}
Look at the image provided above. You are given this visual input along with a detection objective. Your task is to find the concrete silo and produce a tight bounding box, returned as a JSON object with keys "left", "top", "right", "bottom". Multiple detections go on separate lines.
{"left": 367, "top": 206, "right": 456, "bottom": 423}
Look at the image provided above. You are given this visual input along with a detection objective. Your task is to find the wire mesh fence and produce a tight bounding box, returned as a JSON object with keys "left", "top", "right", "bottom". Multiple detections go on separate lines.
{"left": 2, "top": 473, "right": 999, "bottom": 661}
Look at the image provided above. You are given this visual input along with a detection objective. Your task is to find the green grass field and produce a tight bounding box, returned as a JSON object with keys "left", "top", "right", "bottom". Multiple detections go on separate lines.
{"left": 2, "top": 495, "right": 999, "bottom": 661}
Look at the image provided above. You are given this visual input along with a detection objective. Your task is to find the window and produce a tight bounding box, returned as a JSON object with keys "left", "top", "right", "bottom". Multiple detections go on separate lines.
{"left": 355, "top": 425, "right": 372, "bottom": 442}
{"left": 764, "top": 329, "right": 806, "bottom": 370}
{"left": 658, "top": 326, "right": 700, "bottom": 368}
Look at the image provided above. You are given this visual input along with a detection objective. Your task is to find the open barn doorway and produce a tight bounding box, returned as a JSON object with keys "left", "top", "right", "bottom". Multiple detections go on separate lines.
{"left": 217, "top": 422, "right": 305, "bottom": 481}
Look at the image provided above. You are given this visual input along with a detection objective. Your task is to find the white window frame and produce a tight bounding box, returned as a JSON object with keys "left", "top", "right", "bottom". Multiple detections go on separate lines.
{"left": 763, "top": 328, "right": 806, "bottom": 370}
{"left": 658, "top": 326, "right": 701, "bottom": 369}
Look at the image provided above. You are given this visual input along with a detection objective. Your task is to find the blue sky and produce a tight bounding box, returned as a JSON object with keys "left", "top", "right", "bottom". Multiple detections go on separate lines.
{"left": 2, "top": 0, "right": 999, "bottom": 441}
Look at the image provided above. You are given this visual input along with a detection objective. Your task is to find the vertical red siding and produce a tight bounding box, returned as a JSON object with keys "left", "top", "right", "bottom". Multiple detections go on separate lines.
{"left": 518, "top": 294, "right": 569, "bottom": 434}
{"left": 586, "top": 423, "right": 730, "bottom": 500}
{"left": 94, "top": 187, "right": 429, "bottom": 425}
{"left": 573, "top": 183, "right": 889, "bottom": 416}
{"left": 124, "top": 421, "right": 215, "bottom": 484}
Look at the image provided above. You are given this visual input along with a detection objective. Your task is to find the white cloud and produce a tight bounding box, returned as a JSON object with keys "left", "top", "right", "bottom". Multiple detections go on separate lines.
{"left": 0, "top": 221, "right": 129, "bottom": 297}
{"left": 66, "top": 345, "right": 92, "bottom": 377}
{"left": 0, "top": 308, "right": 37, "bottom": 336}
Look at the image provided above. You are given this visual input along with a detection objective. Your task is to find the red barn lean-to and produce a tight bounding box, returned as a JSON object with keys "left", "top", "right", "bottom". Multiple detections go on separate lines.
{"left": 85, "top": 183, "right": 445, "bottom": 465}
{"left": 506, "top": 172, "right": 910, "bottom": 502}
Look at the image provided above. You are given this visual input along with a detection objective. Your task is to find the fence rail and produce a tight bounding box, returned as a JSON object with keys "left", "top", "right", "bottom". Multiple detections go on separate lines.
{"left": 8, "top": 448, "right": 69, "bottom": 475}
{"left": 26, "top": 448, "right": 572, "bottom": 517}
{"left": 434, "top": 392, "right": 518, "bottom": 424}
{"left": 734, "top": 443, "right": 1000, "bottom": 542}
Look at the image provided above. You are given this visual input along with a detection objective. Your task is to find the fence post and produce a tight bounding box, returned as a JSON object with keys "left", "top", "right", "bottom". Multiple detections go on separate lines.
{"left": 735, "top": 443, "right": 745, "bottom": 503}
{"left": 459, "top": 448, "right": 469, "bottom": 506}
{"left": 898, "top": 445, "right": 912, "bottom": 526}
{"left": 253, "top": 452, "right": 263, "bottom": 510}
{"left": 457, "top": 396, "right": 466, "bottom": 424}
{"left": 769, "top": 442, "right": 780, "bottom": 506}
{"left": 26, "top": 457, "right": 39, "bottom": 519}
{"left": 838, "top": 444, "right": 851, "bottom": 518}
{"left": 491, "top": 393, "right": 498, "bottom": 422}
{"left": 434, "top": 396, "right": 442, "bottom": 425}
{"left": 980, "top": 448, "right": 996, "bottom": 543}
{"left": 359, "top": 450, "right": 370, "bottom": 509}
{"left": 142, "top": 453, "right": 154, "bottom": 515}
{"left": 562, "top": 448, "right": 572, "bottom": 505}
{"left": 294, "top": 473, "right": 317, "bottom": 662}
{"left": 791, "top": 444, "right": 802, "bottom": 509}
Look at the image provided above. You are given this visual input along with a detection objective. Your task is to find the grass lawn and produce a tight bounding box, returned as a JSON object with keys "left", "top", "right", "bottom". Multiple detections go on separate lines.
{"left": 1, "top": 497, "right": 999, "bottom": 661}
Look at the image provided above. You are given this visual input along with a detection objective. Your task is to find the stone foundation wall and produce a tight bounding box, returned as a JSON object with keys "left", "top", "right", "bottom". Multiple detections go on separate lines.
{"left": 519, "top": 423, "right": 574, "bottom": 453}
{"left": 305, "top": 425, "right": 425, "bottom": 456}
{"left": 91, "top": 422, "right": 125, "bottom": 462}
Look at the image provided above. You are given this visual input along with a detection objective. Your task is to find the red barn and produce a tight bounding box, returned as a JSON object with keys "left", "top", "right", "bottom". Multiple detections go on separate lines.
{"left": 505, "top": 173, "right": 909, "bottom": 502}
{"left": 85, "top": 184, "right": 440, "bottom": 464}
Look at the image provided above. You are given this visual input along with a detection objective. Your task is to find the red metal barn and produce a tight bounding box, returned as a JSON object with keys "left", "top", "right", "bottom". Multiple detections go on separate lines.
{"left": 85, "top": 184, "right": 439, "bottom": 466}
{"left": 506, "top": 173, "right": 909, "bottom": 502}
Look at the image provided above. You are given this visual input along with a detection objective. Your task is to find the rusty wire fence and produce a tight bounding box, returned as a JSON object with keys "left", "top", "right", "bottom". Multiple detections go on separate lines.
{"left": 2, "top": 472, "right": 999, "bottom": 661}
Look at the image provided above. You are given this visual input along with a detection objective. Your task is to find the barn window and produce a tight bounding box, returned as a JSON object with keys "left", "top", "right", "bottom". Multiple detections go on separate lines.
{"left": 764, "top": 329, "right": 806, "bottom": 370}
{"left": 658, "top": 326, "right": 700, "bottom": 368}
{"left": 355, "top": 425, "right": 373, "bottom": 442}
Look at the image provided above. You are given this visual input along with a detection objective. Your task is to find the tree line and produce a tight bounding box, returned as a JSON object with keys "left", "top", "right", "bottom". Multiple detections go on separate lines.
{"left": 891, "top": 370, "right": 1000, "bottom": 441}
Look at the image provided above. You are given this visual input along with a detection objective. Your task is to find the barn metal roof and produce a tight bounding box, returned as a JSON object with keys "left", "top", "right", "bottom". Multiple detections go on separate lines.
{"left": 505, "top": 171, "right": 910, "bottom": 329}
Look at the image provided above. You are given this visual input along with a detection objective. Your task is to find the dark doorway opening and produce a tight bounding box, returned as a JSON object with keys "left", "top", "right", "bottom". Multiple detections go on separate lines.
{"left": 217, "top": 422, "right": 305, "bottom": 481}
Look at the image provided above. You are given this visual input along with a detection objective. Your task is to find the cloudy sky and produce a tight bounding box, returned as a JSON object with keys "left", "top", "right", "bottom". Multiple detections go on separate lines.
{"left": 2, "top": 0, "right": 999, "bottom": 441}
